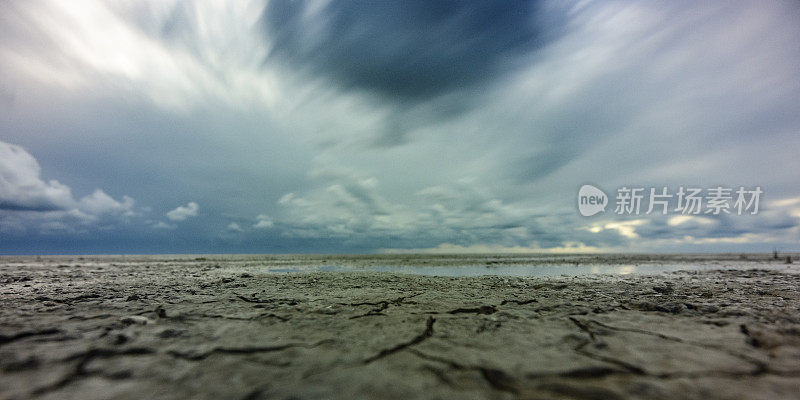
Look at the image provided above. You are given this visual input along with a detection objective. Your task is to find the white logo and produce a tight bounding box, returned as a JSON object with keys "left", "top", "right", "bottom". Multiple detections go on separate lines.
{"left": 576, "top": 185, "right": 762, "bottom": 216}
{"left": 578, "top": 184, "right": 608, "bottom": 216}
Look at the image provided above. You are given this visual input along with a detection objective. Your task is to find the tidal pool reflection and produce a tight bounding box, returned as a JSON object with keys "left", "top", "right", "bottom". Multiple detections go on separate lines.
{"left": 256, "top": 261, "right": 798, "bottom": 277}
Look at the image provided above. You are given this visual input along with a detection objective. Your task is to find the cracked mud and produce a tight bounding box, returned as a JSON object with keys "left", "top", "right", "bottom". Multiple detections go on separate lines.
{"left": 2, "top": 256, "right": 800, "bottom": 399}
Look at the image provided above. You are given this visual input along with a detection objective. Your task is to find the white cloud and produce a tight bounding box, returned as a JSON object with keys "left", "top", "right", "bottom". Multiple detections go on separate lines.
{"left": 586, "top": 219, "right": 648, "bottom": 239}
{"left": 1, "top": 1, "right": 281, "bottom": 112}
{"left": 275, "top": 171, "right": 540, "bottom": 248}
{"left": 0, "top": 140, "right": 75, "bottom": 211}
{"left": 770, "top": 196, "right": 800, "bottom": 209}
{"left": 227, "top": 222, "right": 243, "bottom": 232}
{"left": 166, "top": 202, "right": 198, "bottom": 221}
{"left": 78, "top": 189, "right": 135, "bottom": 217}
{"left": 253, "top": 214, "right": 273, "bottom": 229}
{"left": 667, "top": 215, "right": 716, "bottom": 227}
{"left": 152, "top": 221, "right": 176, "bottom": 230}
{"left": 0, "top": 140, "right": 138, "bottom": 233}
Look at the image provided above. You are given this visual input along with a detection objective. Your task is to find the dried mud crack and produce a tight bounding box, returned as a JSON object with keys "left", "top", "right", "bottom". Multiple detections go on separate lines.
{"left": 1, "top": 256, "right": 799, "bottom": 399}
{"left": 363, "top": 316, "right": 436, "bottom": 364}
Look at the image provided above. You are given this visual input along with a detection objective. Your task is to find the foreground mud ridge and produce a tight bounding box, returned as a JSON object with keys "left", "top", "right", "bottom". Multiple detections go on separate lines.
{"left": 1, "top": 258, "right": 799, "bottom": 399}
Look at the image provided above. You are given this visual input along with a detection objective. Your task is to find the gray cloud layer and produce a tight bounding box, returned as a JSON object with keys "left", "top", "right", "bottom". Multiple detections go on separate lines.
{"left": 0, "top": 0, "right": 798, "bottom": 254}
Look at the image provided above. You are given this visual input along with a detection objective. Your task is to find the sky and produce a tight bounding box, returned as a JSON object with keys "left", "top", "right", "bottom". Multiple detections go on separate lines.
{"left": 1, "top": 0, "right": 799, "bottom": 254}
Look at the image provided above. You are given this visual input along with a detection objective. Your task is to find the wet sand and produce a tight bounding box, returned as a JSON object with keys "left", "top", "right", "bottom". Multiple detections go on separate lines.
{"left": 1, "top": 255, "right": 799, "bottom": 399}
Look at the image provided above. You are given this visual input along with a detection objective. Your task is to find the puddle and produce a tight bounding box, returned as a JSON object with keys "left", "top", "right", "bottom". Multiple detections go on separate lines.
{"left": 254, "top": 262, "right": 799, "bottom": 277}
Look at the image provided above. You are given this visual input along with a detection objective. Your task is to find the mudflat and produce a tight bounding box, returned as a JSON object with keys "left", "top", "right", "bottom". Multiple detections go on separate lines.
{"left": 1, "top": 255, "right": 799, "bottom": 399}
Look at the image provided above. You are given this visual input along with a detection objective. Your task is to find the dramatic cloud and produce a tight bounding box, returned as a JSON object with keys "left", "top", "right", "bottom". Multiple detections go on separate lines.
{"left": 0, "top": 1, "right": 798, "bottom": 253}
{"left": 263, "top": 0, "right": 561, "bottom": 101}
{"left": 166, "top": 202, "right": 199, "bottom": 221}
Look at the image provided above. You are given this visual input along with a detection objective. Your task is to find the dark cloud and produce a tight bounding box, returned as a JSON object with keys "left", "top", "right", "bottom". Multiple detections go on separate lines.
{"left": 0, "top": 201, "right": 62, "bottom": 212}
{"left": 1, "top": 1, "right": 799, "bottom": 254}
{"left": 263, "top": 0, "right": 560, "bottom": 102}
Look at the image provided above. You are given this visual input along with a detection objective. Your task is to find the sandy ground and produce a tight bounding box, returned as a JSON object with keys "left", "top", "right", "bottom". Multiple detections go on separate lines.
{"left": 1, "top": 255, "right": 799, "bottom": 399}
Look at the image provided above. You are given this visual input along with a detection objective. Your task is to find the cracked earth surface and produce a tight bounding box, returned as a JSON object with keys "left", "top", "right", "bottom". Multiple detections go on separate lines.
{"left": 1, "top": 256, "right": 800, "bottom": 399}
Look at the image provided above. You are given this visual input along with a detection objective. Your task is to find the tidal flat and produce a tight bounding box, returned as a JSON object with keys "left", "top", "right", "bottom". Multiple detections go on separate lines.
{"left": 1, "top": 254, "right": 799, "bottom": 399}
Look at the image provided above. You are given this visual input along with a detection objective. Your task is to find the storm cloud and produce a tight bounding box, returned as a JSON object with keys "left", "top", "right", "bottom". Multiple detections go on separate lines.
{"left": 0, "top": 0, "right": 799, "bottom": 254}
{"left": 263, "top": 0, "right": 560, "bottom": 101}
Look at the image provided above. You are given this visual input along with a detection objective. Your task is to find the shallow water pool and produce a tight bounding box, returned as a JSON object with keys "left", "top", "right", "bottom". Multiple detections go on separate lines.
{"left": 256, "top": 261, "right": 799, "bottom": 277}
